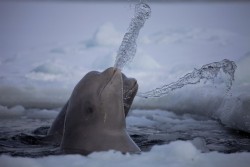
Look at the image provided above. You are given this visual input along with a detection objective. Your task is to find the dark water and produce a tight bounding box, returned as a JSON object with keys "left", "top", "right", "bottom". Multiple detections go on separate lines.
{"left": 129, "top": 121, "right": 250, "bottom": 153}
{"left": 0, "top": 109, "right": 250, "bottom": 158}
{"left": 0, "top": 119, "right": 59, "bottom": 157}
{"left": 127, "top": 110, "right": 250, "bottom": 153}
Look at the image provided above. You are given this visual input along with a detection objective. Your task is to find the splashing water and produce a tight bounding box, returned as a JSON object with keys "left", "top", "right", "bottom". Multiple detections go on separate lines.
{"left": 113, "top": 3, "right": 237, "bottom": 100}
{"left": 114, "top": 2, "right": 151, "bottom": 70}
{"left": 137, "top": 59, "right": 237, "bottom": 98}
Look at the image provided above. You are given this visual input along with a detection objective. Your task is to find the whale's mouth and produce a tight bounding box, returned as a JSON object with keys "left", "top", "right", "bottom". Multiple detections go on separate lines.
{"left": 99, "top": 67, "right": 138, "bottom": 116}
{"left": 123, "top": 81, "right": 138, "bottom": 102}
{"left": 122, "top": 74, "right": 138, "bottom": 116}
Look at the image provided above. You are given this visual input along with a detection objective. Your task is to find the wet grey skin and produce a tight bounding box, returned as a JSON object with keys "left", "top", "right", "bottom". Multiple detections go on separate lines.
{"left": 47, "top": 67, "right": 140, "bottom": 155}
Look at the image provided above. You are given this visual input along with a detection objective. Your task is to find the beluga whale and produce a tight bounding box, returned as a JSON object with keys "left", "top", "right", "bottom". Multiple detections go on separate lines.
{"left": 48, "top": 2, "right": 151, "bottom": 155}
{"left": 48, "top": 67, "right": 140, "bottom": 155}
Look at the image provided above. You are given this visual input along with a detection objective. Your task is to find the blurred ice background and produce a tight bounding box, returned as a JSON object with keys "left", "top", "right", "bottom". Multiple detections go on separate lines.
{"left": 1, "top": 0, "right": 250, "bottom": 166}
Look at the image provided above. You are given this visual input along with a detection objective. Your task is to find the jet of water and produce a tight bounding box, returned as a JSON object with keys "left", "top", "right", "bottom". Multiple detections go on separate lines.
{"left": 114, "top": 3, "right": 236, "bottom": 100}
{"left": 137, "top": 59, "right": 237, "bottom": 98}
{"left": 114, "top": 2, "right": 151, "bottom": 70}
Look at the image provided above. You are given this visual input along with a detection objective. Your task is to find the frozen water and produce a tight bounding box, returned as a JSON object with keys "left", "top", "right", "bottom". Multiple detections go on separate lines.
{"left": 114, "top": 2, "right": 151, "bottom": 70}
{"left": 1, "top": 141, "right": 250, "bottom": 167}
{"left": 0, "top": 2, "right": 250, "bottom": 166}
{"left": 0, "top": 108, "right": 250, "bottom": 166}
{"left": 138, "top": 59, "right": 237, "bottom": 98}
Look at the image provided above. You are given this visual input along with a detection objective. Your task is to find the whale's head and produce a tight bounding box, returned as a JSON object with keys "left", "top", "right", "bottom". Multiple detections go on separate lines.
{"left": 62, "top": 67, "right": 140, "bottom": 154}
{"left": 69, "top": 67, "right": 138, "bottom": 122}
{"left": 98, "top": 67, "right": 138, "bottom": 117}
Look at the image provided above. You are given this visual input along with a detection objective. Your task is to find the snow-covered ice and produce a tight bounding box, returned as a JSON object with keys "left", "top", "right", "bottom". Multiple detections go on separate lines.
{"left": 1, "top": 1, "right": 250, "bottom": 166}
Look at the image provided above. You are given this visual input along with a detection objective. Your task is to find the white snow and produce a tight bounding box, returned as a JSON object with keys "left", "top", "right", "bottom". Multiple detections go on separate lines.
{"left": 1, "top": 140, "right": 250, "bottom": 167}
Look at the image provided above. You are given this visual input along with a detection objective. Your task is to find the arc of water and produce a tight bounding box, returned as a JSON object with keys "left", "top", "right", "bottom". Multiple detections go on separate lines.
{"left": 137, "top": 59, "right": 237, "bottom": 98}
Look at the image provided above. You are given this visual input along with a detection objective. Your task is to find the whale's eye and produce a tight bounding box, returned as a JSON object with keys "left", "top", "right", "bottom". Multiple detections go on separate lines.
{"left": 86, "top": 107, "right": 93, "bottom": 114}
{"left": 84, "top": 100, "right": 94, "bottom": 115}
